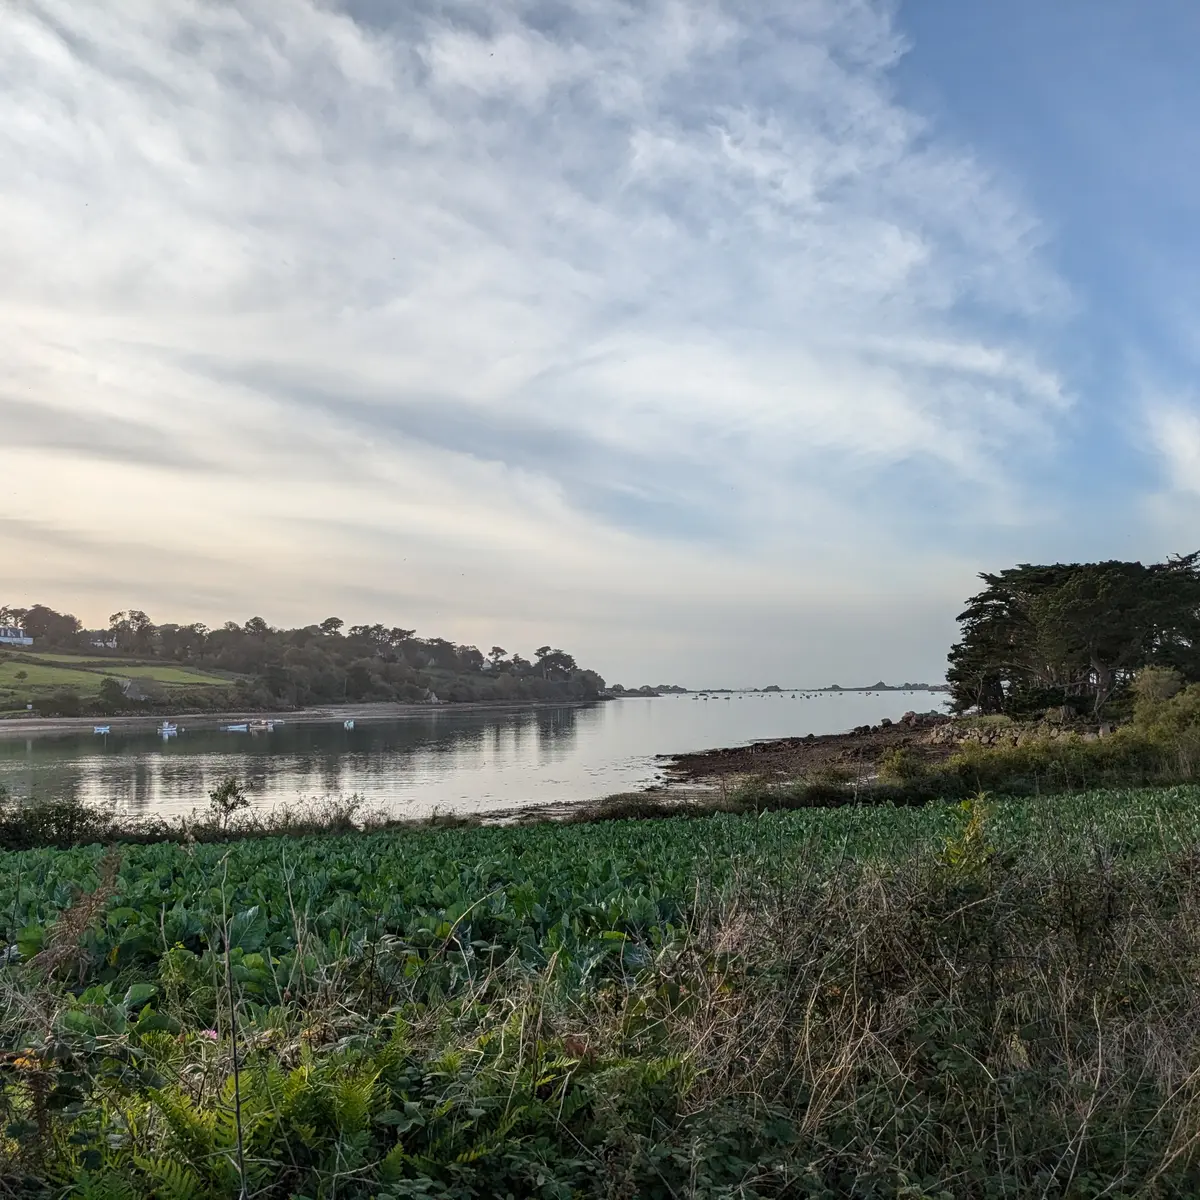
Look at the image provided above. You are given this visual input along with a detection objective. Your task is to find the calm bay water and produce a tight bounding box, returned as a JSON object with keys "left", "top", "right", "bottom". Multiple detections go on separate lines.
{"left": 0, "top": 692, "right": 948, "bottom": 819}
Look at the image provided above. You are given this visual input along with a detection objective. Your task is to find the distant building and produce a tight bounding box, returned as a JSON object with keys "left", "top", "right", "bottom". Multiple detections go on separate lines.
{"left": 0, "top": 625, "right": 32, "bottom": 646}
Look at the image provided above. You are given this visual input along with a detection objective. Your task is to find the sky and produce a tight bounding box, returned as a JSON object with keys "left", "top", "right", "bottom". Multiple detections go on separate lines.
{"left": 2, "top": 0, "right": 1198, "bottom": 689}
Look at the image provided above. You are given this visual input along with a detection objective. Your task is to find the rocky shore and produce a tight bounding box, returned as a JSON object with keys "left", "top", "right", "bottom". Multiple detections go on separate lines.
{"left": 663, "top": 709, "right": 954, "bottom": 782}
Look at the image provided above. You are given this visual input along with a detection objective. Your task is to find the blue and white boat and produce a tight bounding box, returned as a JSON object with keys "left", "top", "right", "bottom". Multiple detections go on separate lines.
{"left": 343, "top": 719, "right": 355, "bottom": 730}
{"left": 223, "top": 723, "right": 249, "bottom": 733}
{"left": 93, "top": 725, "right": 110, "bottom": 735}
{"left": 159, "top": 722, "right": 178, "bottom": 737}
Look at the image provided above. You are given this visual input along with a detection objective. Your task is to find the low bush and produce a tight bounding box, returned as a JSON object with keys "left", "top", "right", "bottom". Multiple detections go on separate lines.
{"left": 878, "top": 745, "right": 928, "bottom": 781}
{"left": 0, "top": 787, "right": 407, "bottom": 852}
{"left": 30, "top": 688, "right": 82, "bottom": 718}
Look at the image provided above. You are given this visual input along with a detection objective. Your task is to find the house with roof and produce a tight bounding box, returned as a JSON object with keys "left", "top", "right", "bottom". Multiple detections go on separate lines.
{"left": 0, "top": 625, "right": 32, "bottom": 646}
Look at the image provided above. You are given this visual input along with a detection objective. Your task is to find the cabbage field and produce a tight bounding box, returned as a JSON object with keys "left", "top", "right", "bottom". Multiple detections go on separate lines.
{"left": 8, "top": 785, "right": 1200, "bottom": 983}
{"left": 6, "top": 788, "right": 1200, "bottom": 1197}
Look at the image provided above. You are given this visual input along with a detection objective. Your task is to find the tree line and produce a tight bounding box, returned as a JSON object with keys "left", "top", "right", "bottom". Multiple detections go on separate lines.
{"left": 946, "top": 553, "right": 1200, "bottom": 716}
{"left": 0, "top": 605, "right": 606, "bottom": 709}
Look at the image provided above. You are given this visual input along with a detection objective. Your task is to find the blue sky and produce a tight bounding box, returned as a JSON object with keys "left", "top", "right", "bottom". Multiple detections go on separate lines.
{"left": 1, "top": 0, "right": 1197, "bottom": 687}
{"left": 898, "top": 0, "right": 1200, "bottom": 556}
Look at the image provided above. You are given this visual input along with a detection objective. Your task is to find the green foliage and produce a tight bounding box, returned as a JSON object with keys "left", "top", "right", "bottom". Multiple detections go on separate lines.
{"left": 945, "top": 727, "right": 1168, "bottom": 792}
{"left": 947, "top": 553, "right": 1200, "bottom": 716}
{"left": 939, "top": 793, "right": 994, "bottom": 880}
{"left": 32, "top": 687, "right": 82, "bottom": 717}
{"left": 1132, "top": 664, "right": 1185, "bottom": 706}
{"left": 207, "top": 775, "right": 249, "bottom": 830}
{"left": 0, "top": 794, "right": 121, "bottom": 851}
{"left": 878, "top": 746, "right": 928, "bottom": 782}
{"left": 1132, "top": 678, "right": 1200, "bottom": 735}
{"left": 8, "top": 791, "right": 1200, "bottom": 1194}
{"left": 0, "top": 602, "right": 608, "bottom": 711}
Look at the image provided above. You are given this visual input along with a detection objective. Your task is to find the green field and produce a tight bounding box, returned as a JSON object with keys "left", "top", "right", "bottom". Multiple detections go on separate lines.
{"left": 0, "top": 650, "right": 232, "bottom": 703}
{"left": 8, "top": 785, "right": 1200, "bottom": 949}
{"left": 17, "top": 653, "right": 146, "bottom": 666}
{"left": 7, "top": 789, "right": 1200, "bottom": 1195}
{"left": 3, "top": 787, "right": 1200, "bottom": 986}
{"left": 0, "top": 659, "right": 116, "bottom": 693}
{"left": 110, "top": 664, "right": 230, "bottom": 686}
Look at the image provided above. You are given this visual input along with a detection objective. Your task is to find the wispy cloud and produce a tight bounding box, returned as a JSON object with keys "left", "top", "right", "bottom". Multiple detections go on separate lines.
{"left": 1147, "top": 403, "right": 1200, "bottom": 496}
{"left": 0, "top": 0, "right": 1070, "bottom": 681}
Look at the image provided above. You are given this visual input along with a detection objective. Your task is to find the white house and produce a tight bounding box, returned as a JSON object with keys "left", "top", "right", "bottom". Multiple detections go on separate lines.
{"left": 0, "top": 625, "right": 32, "bottom": 646}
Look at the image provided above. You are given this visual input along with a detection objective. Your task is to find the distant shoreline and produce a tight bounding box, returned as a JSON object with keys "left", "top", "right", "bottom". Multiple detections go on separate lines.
{"left": 680, "top": 686, "right": 949, "bottom": 694}
{"left": 0, "top": 686, "right": 949, "bottom": 738}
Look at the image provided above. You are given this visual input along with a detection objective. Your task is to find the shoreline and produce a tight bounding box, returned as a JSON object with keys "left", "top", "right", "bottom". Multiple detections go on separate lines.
{"left": 0, "top": 702, "right": 956, "bottom": 832}
{"left": 0, "top": 697, "right": 600, "bottom": 738}
{"left": 660, "top": 709, "right": 953, "bottom": 784}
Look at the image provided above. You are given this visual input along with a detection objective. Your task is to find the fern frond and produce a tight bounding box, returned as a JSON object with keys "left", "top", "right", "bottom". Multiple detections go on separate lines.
{"left": 133, "top": 1154, "right": 205, "bottom": 1200}
{"left": 377, "top": 1140, "right": 407, "bottom": 1183}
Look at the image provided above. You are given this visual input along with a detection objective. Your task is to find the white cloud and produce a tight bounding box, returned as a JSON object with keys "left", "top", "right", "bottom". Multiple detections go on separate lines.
{"left": 1148, "top": 405, "right": 1200, "bottom": 496}
{"left": 0, "top": 0, "right": 1069, "bottom": 681}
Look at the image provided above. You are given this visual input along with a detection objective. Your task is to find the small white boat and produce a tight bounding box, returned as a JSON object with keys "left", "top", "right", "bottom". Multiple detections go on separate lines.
{"left": 223, "top": 723, "right": 248, "bottom": 733}
{"left": 93, "top": 725, "right": 111, "bottom": 735}
{"left": 160, "top": 722, "right": 178, "bottom": 738}
{"left": 248, "top": 720, "right": 274, "bottom": 733}
{"left": 343, "top": 719, "right": 355, "bottom": 730}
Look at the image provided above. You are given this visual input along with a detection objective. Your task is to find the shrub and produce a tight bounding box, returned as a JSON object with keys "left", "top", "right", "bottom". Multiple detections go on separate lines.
{"left": 1134, "top": 680, "right": 1200, "bottom": 738}
{"left": 0, "top": 795, "right": 119, "bottom": 851}
{"left": 97, "top": 677, "right": 126, "bottom": 711}
{"left": 207, "top": 775, "right": 249, "bottom": 830}
{"left": 32, "top": 688, "right": 82, "bottom": 717}
{"left": 1132, "top": 664, "right": 1185, "bottom": 706}
{"left": 878, "top": 746, "right": 927, "bottom": 782}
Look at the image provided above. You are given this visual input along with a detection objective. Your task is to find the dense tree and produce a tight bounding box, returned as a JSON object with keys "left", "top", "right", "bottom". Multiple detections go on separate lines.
{"left": 539, "top": 649, "right": 577, "bottom": 680}
{"left": 108, "top": 609, "right": 155, "bottom": 654}
{"left": 5, "top": 604, "right": 83, "bottom": 647}
{"left": 947, "top": 554, "right": 1200, "bottom": 716}
{"left": 2, "top": 599, "right": 606, "bottom": 709}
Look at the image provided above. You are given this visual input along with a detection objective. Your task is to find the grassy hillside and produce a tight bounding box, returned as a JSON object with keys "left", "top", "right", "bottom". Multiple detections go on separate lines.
{"left": 0, "top": 647, "right": 235, "bottom": 714}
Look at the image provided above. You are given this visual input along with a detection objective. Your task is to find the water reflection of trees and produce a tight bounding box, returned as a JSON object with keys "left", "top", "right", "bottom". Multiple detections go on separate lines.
{"left": 535, "top": 707, "right": 581, "bottom": 754}
{"left": 0, "top": 706, "right": 591, "bottom": 815}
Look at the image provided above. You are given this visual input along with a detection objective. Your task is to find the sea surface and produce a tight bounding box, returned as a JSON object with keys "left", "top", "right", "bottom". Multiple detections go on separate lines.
{"left": 0, "top": 691, "right": 948, "bottom": 819}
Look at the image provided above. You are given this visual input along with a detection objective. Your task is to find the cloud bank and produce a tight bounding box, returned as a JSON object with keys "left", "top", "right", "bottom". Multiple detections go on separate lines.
{"left": 0, "top": 0, "right": 1070, "bottom": 684}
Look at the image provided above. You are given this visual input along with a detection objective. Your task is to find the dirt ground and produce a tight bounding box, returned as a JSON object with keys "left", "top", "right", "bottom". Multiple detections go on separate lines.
{"left": 662, "top": 711, "right": 954, "bottom": 784}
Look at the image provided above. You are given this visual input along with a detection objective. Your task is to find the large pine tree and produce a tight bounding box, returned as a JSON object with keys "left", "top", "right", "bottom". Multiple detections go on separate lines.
{"left": 947, "top": 554, "right": 1200, "bottom": 715}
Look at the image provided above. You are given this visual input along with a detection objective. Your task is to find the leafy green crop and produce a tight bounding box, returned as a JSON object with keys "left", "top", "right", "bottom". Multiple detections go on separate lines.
{"left": 5, "top": 786, "right": 1200, "bottom": 1002}
{"left": 6, "top": 787, "right": 1200, "bottom": 1197}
